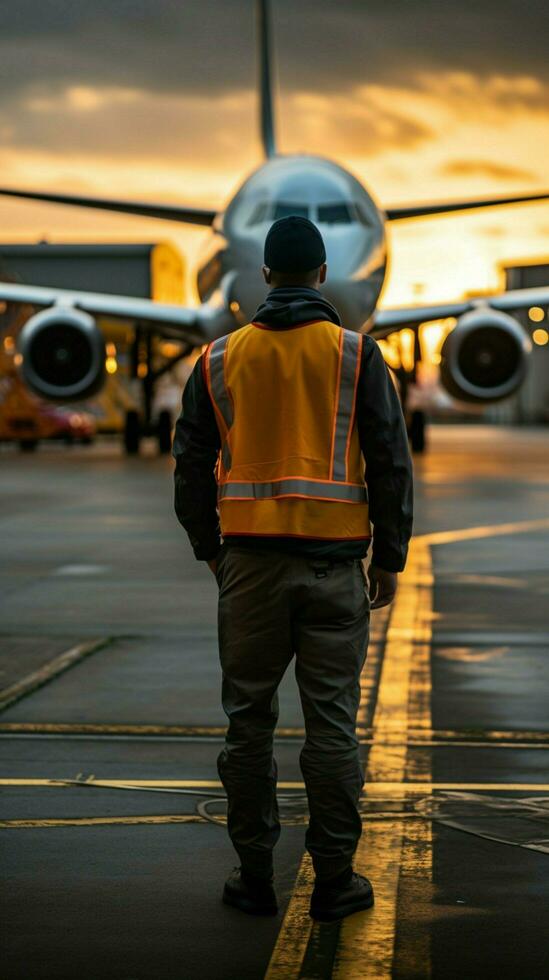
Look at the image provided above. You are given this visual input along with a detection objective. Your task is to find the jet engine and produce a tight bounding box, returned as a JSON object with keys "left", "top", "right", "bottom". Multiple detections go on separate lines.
{"left": 439, "top": 308, "right": 531, "bottom": 404}
{"left": 17, "top": 306, "right": 106, "bottom": 401}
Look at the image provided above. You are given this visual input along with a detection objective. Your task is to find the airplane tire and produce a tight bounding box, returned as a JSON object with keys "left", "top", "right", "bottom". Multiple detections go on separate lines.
{"left": 19, "top": 439, "right": 38, "bottom": 452}
{"left": 157, "top": 410, "right": 173, "bottom": 455}
{"left": 124, "top": 410, "right": 141, "bottom": 455}
{"left": 409, "top": 410, "right": 426, "bottom": 454}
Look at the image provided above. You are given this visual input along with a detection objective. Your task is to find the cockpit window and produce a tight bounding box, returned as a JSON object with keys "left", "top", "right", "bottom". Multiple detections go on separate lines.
{"left": 247, "top": 201, "right": 310, "bottom": 225}
{"left": 317, "top": 203, "right": 353, "bottom": 224}
{"left": 355, "top": 203, "right": 371, "bottom": 226}
{"left": 272, "top": 202, "right": 309, "bottom": 220}
{"left": 248, "top": 201, "right": 270, "bottom": 226}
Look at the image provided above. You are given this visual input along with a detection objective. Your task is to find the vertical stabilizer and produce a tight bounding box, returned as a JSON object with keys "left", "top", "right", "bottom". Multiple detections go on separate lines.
{"left": 257, "top": 0, "right": 276, "bottom": 158}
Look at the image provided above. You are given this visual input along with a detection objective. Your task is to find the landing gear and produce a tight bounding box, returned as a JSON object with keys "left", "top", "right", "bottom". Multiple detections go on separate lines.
{"left": 123, "top": 408, "right": 173, "bottom": 455}
{"left": 157, "top": 410, "right": 172, "bottom": 455}
{"left": 19, "top": 439, "right": 38, "bottom": 452}
{"left": 124, "top": 410, "right": 141, "bottom": 455}
{"left": 123, "top": 326, "right": 192, "bottom": 456}
{"left": 409, "top": 410, "right": 426, "bottom": 454}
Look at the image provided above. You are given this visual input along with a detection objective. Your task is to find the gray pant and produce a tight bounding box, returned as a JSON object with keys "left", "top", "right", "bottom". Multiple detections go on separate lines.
{"left": 215, "top": 544, "right": 370, "bottom": 881}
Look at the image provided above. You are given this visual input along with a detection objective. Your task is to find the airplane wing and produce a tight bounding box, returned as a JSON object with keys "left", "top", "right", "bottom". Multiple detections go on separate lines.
{"left": 0, "top": 280, "right": 230, "bottom": 344}
{"left": 371, "top": 285, "right": 549, "bottom": 338}
{"left": 0, "top": 187, "right": 217, "bottom": 227}
{"left": 2, "top": 188, "right": 548, "bottom": 227}
{"left": 384, "top": 191, "right": 549, "bottom": 221}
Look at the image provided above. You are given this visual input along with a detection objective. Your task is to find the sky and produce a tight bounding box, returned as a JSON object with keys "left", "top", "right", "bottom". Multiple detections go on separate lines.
{"left": 0, "top": 0, "right": 548, "bottom": 306}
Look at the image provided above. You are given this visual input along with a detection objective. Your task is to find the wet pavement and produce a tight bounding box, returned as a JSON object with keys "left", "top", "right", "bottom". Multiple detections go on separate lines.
{"left": 1, "top": 425, "right": 548, "bottom": 979}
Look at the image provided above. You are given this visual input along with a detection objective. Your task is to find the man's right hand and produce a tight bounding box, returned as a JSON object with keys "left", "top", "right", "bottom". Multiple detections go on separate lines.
{"left": 367, "top": 563, "right": 398, "bottom": 608}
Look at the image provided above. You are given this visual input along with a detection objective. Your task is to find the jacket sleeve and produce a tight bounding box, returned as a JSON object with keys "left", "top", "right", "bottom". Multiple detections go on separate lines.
{"left": 172, "top": 353, "right": 222, "bottom": 561}
{"left": 356, "top": 336, "right": 414, "bottom": 572}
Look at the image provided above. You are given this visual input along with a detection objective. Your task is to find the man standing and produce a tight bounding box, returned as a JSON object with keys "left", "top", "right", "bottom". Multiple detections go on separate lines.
{"left": 173, "top": 216, "right": 413, "bottom": 922}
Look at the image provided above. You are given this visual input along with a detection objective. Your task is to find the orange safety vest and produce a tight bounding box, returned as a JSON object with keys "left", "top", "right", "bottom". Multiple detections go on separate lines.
{"left": 203, "top": 318, "right": 371, "bottom": 541}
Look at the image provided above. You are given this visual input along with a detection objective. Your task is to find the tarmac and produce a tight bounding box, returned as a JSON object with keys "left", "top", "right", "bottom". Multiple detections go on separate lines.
{"left": 1, "top": 424, "right": 548, "bottom": 980}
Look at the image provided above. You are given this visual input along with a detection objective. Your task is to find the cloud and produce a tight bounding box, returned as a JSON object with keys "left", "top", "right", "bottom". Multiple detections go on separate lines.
{"left": 0, "top": 77, "right": 434, "bottom": 168}
{"left": 0, "top": 86, "right": 259, "bottom": 167}
{"left": 284, "top": 89, "right": 433, "bottom": 157}
{"left": 415, "top": 71, "right": 549, "bottom": 119}
{"left": 439, "top": 159, "right": 537, "bottom": 182}
{"left": 0, "top": 0, "right": 548, "bottom": 104}
{"left": 0, "top": 0, "right": 547, "bottom": 181}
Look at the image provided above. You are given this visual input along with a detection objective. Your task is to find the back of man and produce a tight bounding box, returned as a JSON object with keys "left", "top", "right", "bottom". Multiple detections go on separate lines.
{"left": 205, "top": 316, "right": 369, "bottom": 541}
{"left": 173, "top": 216, "right": 413, "bottom": 922}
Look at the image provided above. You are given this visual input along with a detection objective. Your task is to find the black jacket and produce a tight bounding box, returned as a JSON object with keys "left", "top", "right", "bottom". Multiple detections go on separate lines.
{"left": 172, "top": 286, "right": 413, "bottom": 572}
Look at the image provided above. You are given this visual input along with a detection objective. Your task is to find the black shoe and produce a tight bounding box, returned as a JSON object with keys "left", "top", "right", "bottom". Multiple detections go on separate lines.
{"left": 222, "top": 867, "right": 278, "bottom": 916}
{"left": 310, "top": 871, "right": 374, "bottom": 922}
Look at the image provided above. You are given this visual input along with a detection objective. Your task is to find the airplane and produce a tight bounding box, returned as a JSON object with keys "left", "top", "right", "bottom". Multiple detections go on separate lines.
{"left": 0, "top": 0, "right": 547, "bottom": 454}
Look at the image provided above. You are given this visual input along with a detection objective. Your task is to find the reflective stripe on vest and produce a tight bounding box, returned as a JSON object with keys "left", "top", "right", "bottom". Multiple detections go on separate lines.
{"left": 331, "top": 329, "right": 362, "bottom": 481}
{"left": 218, "top": 478, "right": 367, "bottom": 503}
{"left": 206, "top": 335, "right": 233, "bottom": 470}
{"left": 207, "top": 324, "right": 364, "bottom": 500}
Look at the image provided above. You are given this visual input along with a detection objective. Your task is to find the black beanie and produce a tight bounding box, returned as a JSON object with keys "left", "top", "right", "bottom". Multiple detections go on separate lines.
{"left": 264, "top": 216, "right": 326, "bottom": 273}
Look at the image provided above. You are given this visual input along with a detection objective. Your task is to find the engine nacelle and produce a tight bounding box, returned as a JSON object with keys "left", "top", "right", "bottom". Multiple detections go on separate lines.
{"left": 439, "top": 308, "right": 531, "bottom": 404}
{"left": 17, "top": 306, "right": 106, "bottom": 401}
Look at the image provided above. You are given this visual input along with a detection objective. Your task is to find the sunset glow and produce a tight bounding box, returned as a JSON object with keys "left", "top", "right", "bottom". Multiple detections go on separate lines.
{"left": 1, "top": 2, "right": 547, "bottom": 309}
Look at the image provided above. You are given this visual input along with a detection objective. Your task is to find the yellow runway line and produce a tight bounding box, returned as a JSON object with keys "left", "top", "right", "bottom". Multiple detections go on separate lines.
{"left": 263, "top": 854, "right": 315, "bottom": 980}
{"left": 0, "top": 638, "right": 111, "bottom": 713}
{"left": 0, "top": 722, "right": 307, "bottom": 738}
{"left": 3, "top": 722, "right": 548, "bottom": 746}
{"left": 0, "top": 814, "right": 204, "bottom": 829}
{"left": 417, "top": 516, "right": 549, "bottom": 547}
{"left": 2, "top": 778, "right": 549, "bottom": 793}
{"left": 333, "top": 540, "right": 433, "bottom": 979}
{"left": 0, "top": 778, "right": 292, "bottom": 789}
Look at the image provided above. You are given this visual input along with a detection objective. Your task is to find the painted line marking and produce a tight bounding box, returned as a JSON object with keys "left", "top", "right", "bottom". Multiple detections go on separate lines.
{"left": 0, "top": 638, "right": 112, "bottom": 713}
{"left": 2, "top": 734, "right": 549, "bottom": 750}
{"left": 52, "top": 564, "right": 109, "bottom": 576}
{"left": 333, "top": 539, "right": 433, "bottom": 979}
{"left": 0, "top": 812, "right": 430, "bottom": 831}
{"left": 1, "top": 722, "right": 548, "bottom": 746}
{"left": 416, "top": 516, "right": 549, "bottom": 546}
{"left": 0, "top": 814, "right": 204, "bottom": 829}
{"left": 3, "top": 778, "right": 549, "bottom": 793}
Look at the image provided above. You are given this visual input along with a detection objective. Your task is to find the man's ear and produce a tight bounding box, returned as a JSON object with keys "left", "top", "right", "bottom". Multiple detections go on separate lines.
{"left": 262, "top": 265, "right": 272, "bottom": 284}
{"left": 319, "top": 263, "right": 327, "bottom": 284}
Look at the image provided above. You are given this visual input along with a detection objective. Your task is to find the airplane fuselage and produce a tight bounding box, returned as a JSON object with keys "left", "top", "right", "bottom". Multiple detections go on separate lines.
{"left": 196, "top": 155, "right": 388, "bottom": 331}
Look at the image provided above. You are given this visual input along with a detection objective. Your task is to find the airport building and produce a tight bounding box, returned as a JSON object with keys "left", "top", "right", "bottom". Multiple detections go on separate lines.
{"left": 0, "top": 242, "right": 188, "bottom": 445}
{"left": 0, "top": 241, "right": 185, "bottom": 303}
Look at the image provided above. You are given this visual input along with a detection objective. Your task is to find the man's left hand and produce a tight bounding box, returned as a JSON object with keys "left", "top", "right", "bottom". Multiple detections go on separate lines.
{"left": 367, "top": 563, "right": 398, "bottom": 608}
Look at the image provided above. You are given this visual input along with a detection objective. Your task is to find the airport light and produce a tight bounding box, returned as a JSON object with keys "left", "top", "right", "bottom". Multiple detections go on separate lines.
{"left": 377, "top": 337, "right": 400, "bottom": 370}
{"left": 419, "top": 320, "right": 454, "bottom": 367}
{"left": 400, "top": 329, "right": 416, "bottom": 374}
{"left": 159, "top": 341, "right": 183, "bottom": 358}
{"left": 3, "top": 334, "right": 15, "bottom": 353}
{"left": 532, "top": 328, "right": 549, "bottom": 346}
{"left": 528, "top": 307, "right": 545, "bottom": 323}
{"left": 14, "top": 353, "right": 23, "bottom": 367}
{"left": 137, "top": 362, "right": 148, "bottom": 378}
{"left": 105, "top": 356, "right": 118, "bottom": 374}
